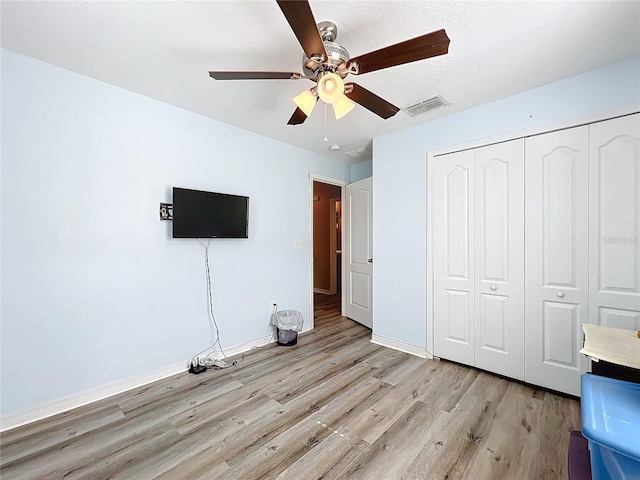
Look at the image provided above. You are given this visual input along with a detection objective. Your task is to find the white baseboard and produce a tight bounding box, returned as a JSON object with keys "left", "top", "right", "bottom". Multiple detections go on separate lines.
{"left": 0, "top": 361, "right": 186, "bottom": 432}
{"left": 371, "top": 334, "right": 432, "bottom": 359}
{"left": 1, "top": 332, "right": 279, "bottom": 433}
{"left": 211, "top": 332, "right": 277, "bottom": 359}
{"left": 313, "top": 288, "right": 332, "bottom": 295}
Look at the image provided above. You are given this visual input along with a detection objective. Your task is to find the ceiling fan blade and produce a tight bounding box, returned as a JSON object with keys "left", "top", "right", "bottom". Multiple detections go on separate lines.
{"left": 209, "top": 71, "right": 300, "bottom": 80}
{"left": 287, "top": 107, "right": 309, "bottom": 125}
{"left": 277, "top": 0, "right": 327, "bottom": 61}
{"left": 347, "top": 29, "right": 450, "bottom": 75}
{"left": 345, "top": 83, "right": 400, "bottom": 119}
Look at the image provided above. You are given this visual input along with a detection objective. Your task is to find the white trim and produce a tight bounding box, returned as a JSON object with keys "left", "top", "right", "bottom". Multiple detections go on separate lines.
{"left": 329, "top": 197, "right": 341, "bottom": 295}
{"left": 0, "top": 361, "right": 186, "bottom": 432}
{"left": 309, "top": 174, "right": 348, "bottom": 324}
{"left": 429, "top": 104, "right": 640, "bottom": 159}
{"left": 340, "top": 182, "right": 346, "bottom": 318}
{"left": 426, "top": 150, "right": 435, "bottom": 357}
{"left": 371, "top": 334, "right": 431, "bottom": 359}
{"left": 309, "top": 173, "right": 348, "bottom": 186}
{"left": 313, "top": 288, "right": 332, "bottom": 295}
{"left": 0, "top": 333, "right": 279, "bottom": 432}
{"left": 426, "top": 103, "right": 640, "bottom": 362}
{"left": 212, "top": 332, "right": 278, "bottom": 360}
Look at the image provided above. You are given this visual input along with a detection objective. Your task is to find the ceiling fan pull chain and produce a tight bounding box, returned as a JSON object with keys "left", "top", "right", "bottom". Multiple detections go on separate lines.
{"left": 323, "top": 103, "right": 328, "bottom": 142}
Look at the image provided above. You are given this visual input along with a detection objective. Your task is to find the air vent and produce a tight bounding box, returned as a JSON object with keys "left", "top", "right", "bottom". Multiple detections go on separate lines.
{"left": 344, "top": 147, "right": 372, "bottom": 161}
{"left": 403, "top": 95, "right": 449, "bottom": 117}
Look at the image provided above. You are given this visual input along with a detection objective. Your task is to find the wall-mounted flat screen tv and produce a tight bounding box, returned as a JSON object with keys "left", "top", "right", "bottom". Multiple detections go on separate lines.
{"left": 172, "top": 187, "right": 249, "bottom": 239}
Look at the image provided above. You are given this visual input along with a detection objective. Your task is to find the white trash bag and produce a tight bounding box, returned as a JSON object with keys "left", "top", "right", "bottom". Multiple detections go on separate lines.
{"left": 273, "top": 310, "right": 303, "bottom": 346}
{"left": 274, "top": 310, "right": 303, "bottom": 331}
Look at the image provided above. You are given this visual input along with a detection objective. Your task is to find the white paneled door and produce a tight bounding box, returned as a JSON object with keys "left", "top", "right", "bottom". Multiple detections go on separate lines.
{"left": 525, "top": 126, "right": 589, "bottom": 396}
{"left": 473, "top": 140, "right": 524, "bottom": 380}
{"left": 433, "top": 149, "right": 475, "bottom": 366}
{"left": 345, "top": 177, "right": 373, "bottom": 328}
{"left": 589, "top": 114, "right": 640, "bottom": 330}
{"left": 433, "top": 139, "right": 524, "bottom": 378}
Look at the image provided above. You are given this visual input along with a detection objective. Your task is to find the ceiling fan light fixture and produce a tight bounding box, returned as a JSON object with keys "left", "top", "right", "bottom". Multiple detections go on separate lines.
{"left": 332, "top": 95, "right": 355, "bottom": 119}
{"left": 317, "top": 72, "right": 344, "bottom": 104}
{"left": 292, "top": 89, "right": 317, "bottom": 117}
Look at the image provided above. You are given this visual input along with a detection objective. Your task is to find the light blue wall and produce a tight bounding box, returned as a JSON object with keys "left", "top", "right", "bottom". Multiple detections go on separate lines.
{"left": 350, "top": 160, "right": 372, "bottom": 183}
{"left": 0, "top": 49, "right": 349, "bottom": 415}
{"left": 373, "top": 56, "right": 640, "bottom": 350}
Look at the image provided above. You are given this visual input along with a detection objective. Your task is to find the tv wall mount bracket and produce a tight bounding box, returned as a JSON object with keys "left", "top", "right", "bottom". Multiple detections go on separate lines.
{"left": 159, "top": 203, "right": 173, "bottom": 220}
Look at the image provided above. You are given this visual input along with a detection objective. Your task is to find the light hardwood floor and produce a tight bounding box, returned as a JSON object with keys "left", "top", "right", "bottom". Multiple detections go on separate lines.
{"left": 1, "top": 294, "right": 581, "bottom": 479}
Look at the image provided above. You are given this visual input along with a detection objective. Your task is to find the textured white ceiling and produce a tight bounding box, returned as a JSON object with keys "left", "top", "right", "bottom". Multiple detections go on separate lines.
{"left": 2, "top": 1, "right": 639, "bottom": 163}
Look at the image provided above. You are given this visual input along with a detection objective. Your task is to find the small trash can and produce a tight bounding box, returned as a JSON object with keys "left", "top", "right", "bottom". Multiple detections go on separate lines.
{"left": 273, "top": 310, "right": 303, "bottom": 347}
{"left": 277, "top": 328, "right": 298, "bottom": 346}
{"left": 580, "top": 373, "right": 640, "bottom": 480}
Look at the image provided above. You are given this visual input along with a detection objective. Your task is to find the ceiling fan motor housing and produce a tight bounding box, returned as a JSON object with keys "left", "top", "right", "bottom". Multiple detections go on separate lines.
{"left": 303, "top": 21, "right": 350, "bottom": 80}
{"left": 302, "top": 41, "right": 350, "bottom": 79}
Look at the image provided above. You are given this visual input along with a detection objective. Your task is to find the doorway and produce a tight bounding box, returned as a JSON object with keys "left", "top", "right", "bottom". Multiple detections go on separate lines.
{"left": 313, "top": 180, "right": 342, "bottom": 295}
{"left": 310, "top": 175, "right": 346, "bottom": 323}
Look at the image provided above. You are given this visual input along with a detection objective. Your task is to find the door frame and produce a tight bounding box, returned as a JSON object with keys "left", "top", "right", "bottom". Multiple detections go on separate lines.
{"left": 309, "top": 174, "right": 347, "bottom": 327}
{"left": 329, "top": 197, "right": 341, "bottom": 295}
{"left": 426, "top": 103, "right": 639, "bottom": 358}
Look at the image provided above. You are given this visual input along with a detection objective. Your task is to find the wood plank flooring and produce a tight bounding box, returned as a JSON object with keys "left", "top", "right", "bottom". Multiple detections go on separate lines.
{"left": 1, "top": 294, "right": 581, "bottom": 479}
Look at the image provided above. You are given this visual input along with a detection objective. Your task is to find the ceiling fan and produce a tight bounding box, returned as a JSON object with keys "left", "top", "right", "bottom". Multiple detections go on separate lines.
{"left": 209, "top": 0, "right": 450, "bottom": 125}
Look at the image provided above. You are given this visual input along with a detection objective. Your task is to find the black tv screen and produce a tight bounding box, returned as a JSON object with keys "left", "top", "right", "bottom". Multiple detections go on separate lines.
{"left": 172, "top": 187, "right": 249, "bottom": 239}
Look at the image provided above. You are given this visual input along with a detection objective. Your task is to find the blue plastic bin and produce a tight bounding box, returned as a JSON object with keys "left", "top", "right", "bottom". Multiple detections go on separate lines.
{"left": 581, "top": 373, "right": 640, "bottom": 480}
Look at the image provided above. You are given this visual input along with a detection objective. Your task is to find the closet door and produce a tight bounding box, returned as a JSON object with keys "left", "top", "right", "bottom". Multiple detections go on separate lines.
{"left": 525, "top": 126, "right": 589, "bottom": 396}
{"left": 433, "top": 149, "right": 475, "bottom": 366}
{"left": 589, "top": 114, "right": 640, "bottom": 330}
{"left": 474, "top": 140, "right": 525, "bottom": 380}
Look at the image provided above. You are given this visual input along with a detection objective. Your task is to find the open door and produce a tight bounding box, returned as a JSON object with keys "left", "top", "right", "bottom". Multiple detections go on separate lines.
{"left": 345, "top": 177, "right": 373, "bottom": 328}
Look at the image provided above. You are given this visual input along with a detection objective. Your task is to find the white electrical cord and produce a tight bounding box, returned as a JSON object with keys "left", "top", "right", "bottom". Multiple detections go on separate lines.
{"left": 189, "top": 242, "right": 279, "bottom": 369}
{"left": 266, "top": 303, "right": 278, "bottom": 345}
{"left": 189, "top": 239, "right": 231, "bottom": 369}
{"left": 239, "top": 304, "right": 279, "bottom": 363}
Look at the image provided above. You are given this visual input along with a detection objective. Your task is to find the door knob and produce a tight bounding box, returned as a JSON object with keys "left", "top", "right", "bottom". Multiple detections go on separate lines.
{"left": 367, "top": 258, "right": 373, "bottom": 263}
{"left": 557, "top": 291, "right": 565, "bottom": 298}
{"left": 490, "top": 285, "right": 497, "bottom": 291}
